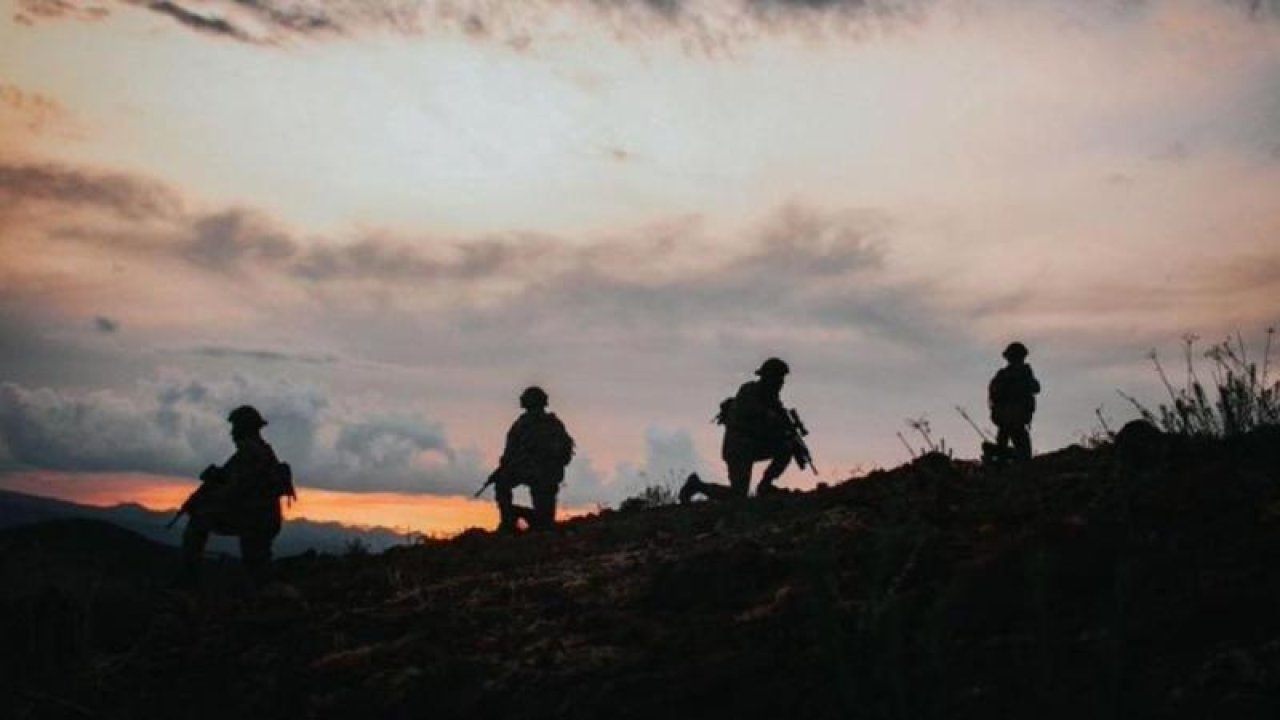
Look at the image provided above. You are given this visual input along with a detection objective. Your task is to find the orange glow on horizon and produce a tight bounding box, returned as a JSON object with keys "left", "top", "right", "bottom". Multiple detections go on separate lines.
{"left": 0, "top": 471, "right": 587, "bottom": 537}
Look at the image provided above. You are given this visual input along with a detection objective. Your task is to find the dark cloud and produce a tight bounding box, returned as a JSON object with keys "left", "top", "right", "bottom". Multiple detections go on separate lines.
{"left": 188, "top": 345, "right": 337, "bottom": 365}
{"left": 13, "top": 0, "right": 1280, "bottom": 49}
{"left": 142, "top": 1, "right": 254, "bottom": 41}
{"left": 290, "top": 235, "right": 548, "bottom": 283}
{"left": 189, "top": 345, "right": 333, "bottom": 364}
{"left": 7, "top": 0, "right": 935, "bottom": 47}
{"left": 182, "top": 210, "right": 296, "bottom": 271}
{"left": 93, "top": 316, "right": 119, "bottom": 333}
{"left": 0, "top": 163, "right": 182, "bottom": 221}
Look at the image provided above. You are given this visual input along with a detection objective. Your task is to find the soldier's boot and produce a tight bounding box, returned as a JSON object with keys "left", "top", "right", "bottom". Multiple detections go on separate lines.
{"left": 755, "top": 453, "right": 791, "bottom": 496}
{"left": 678, "top": 473, "right": 704, "bottom": 504}
{"left": 497, "top": 504, "right": 519, "bottom": 534}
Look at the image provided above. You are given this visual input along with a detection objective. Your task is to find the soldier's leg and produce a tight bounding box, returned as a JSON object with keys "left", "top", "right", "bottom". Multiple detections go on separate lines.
{"left": 1012, "top": 425, "right": 1032, "bottom": 461}
{"left": 529, "top": 482, "right": 559, "bottom": 530}
{"left": 679, "top": 473, "right": 737, "bottom": 503}
{"left": 495, "top": 481, "right": 519, "bottom": 533}
{"left": 180, "top": 517, "right": 212, "bottom": 584}
{"left": 756, "top": 451, "right": 792, "bottom": 494}
{"left": 994, "top": 424, "right": 1011, "bottom": 453}
{"left": 726, "top": 458, "right": 753, "bottom": 498}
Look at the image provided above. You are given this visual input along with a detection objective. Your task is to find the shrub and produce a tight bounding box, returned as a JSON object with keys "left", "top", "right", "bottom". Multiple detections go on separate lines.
{"left": 1121, "top": 329, "right": 1278, "bottom": 437}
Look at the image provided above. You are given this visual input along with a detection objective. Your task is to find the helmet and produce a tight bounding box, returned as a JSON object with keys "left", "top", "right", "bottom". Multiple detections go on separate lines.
{"left": 1002, "top": 342, "right": 1029, "bottom": 361}
{"left": 227, "top": 405, "right": 268, "bottom": 430}
{"left": 519, "top": 386, "right": 549, "bottom": 409}
{"left": 755, "top": 357, "right": 790, "bottom": 378}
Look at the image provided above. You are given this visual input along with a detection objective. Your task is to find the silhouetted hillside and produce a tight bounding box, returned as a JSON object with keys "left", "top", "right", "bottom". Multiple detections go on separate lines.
{"left": 4, "top": 428, "right": 1279, "bottom": 720}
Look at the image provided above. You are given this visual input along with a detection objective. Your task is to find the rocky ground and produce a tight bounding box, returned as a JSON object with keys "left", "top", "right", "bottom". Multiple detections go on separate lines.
{"left": 4, "top": 426, "right": 1279, "bottom": 719}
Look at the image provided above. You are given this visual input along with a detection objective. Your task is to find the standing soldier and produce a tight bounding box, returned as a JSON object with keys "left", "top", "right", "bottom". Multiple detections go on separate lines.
{"left": 988, "top": 342, "right": 1041, "bottom": 463}
{"left": 176, "top": 405, "right": 294, "bottom": 587}
{"left": 490, "top": 386, "right": 575, "bottom": 533}
{"left": 681, "top": 357, "right": 796, "bottom": 502}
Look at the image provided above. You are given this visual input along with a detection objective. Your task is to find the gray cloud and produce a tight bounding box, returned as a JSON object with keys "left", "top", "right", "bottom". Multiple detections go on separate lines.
{"left": 0, "top": 374, "right": 489, "bottom": 495}
{"left": 187, "top": 345, "right": 337, "bottom": 365}
{"left": 142, "top": 0, "right": 254, "bottom": 41}
{"left": 0, "top": 163, "right": 182, "bottom": 221}
{"left": 181, "top": 210, "right": 296, "bottom": 271}
{"left": 612, "top": 424, "right": 710, "bottom": 494}
{"left": 14, "top": 1, "right": 1276, "bottom": 50}
{"left": 93, "top": 316, "right": 119, "bottom": 333}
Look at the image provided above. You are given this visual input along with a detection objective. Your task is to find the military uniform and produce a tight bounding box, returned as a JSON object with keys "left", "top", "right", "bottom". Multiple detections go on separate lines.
{"left": 683, "top": 358, "right": 794, "bottom": 503}
{"left": 494, "top": 388, "right": 575, "bottom": 532}
{"left": 988, "top": 343, "right": 1041, "bottom": 462}
{"left": 720, "top": 378, "right": 793, "bottom": 495}
{"left": 181, "top": 406, "right": 286, "bottom": 586}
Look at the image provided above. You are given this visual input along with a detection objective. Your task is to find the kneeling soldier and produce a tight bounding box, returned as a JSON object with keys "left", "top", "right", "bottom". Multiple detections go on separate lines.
{"left": 177, "top": 405, "right": 294, "bottom": 587}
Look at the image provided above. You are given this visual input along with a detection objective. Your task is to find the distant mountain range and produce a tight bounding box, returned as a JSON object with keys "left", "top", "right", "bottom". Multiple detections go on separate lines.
{"left": 0, "top": 488, "right": 410, "bottom": 556}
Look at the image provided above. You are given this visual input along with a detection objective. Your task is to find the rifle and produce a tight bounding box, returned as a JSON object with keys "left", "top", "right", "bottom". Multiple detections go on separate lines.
{"left": 955, "top": 405, "right": 993, "bottom": 443}
{"left": 787, "top": 408, "right": 819, "bottom": 475}
{"left": 474, "top": 468, "right": 503, "bottom": 498}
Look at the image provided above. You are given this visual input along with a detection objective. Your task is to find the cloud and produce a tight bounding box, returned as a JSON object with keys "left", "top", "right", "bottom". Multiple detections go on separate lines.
{"left": 13, "top": 0, "right": 110, "bottom": 24}
{"left": 0, "top": 84, "right": 77, "bottom": 138}
{"left": 141, "top": 0, "right": 255, "bottom": 42}
{"left": 613, "top": 424, "right": 711, "bottom": 492}
{"left": 0, "top": 163, "right": 183, "bottom": 222}
{"left": 187, "top": 345, "right": 337, "bottom": 365}
{"left": 13, "top": 0, "right": 919, "bottom": 51}
{"left": 93, "top": 316, "right": 119, "bottom": 333}
{"left": 181, "top": 210, "right": 297, "bottom": 271}
{"left": 0, "top": 374, "right": 489, "bottom": 495}
{"left": 13, "top": 1, "right": 1277, "bottom": 53}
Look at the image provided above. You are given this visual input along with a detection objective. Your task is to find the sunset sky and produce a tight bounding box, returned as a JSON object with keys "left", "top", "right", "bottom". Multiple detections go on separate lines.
{"left": 1, "top": 0, "right": 1277, "bottom": 536}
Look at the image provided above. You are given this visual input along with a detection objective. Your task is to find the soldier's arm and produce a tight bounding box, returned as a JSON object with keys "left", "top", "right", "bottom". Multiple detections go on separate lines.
{"left": 498, "top": 418, "right": 525, "bottom": 468}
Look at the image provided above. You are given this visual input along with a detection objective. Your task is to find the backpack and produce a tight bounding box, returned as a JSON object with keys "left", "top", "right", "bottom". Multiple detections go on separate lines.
{"left": 542, "top": 415, "right": 575, "bottom": 468}
{"left": 272, "top": 461, "right": 298, "bottom": 503}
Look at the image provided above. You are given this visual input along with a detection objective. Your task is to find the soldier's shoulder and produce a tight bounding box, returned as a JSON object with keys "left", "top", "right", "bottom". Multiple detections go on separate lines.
{"left": 247, "top": 438, "right": 278, "bottom": 461}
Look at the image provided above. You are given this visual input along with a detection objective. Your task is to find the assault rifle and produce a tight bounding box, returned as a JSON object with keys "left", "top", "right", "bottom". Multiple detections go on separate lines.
{"left": 788, "top": 408, "right": 818, "bottom": 475}
{"left": 474, "top": 467, "right": 503, "bottom": 498}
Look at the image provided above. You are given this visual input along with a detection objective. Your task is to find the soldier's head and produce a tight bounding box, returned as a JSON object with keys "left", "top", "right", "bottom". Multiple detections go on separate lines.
{"left": 227, "top": 405, "right": 267, "bottom": 440}
{"left": 755, "top": 357, "right": 790, "bottom": 389}
{"left": 1002, "top": 342, "right": 1029, "bottom": 364}
{"left": 519, "top": 386, "right": 549, "bottom": 411}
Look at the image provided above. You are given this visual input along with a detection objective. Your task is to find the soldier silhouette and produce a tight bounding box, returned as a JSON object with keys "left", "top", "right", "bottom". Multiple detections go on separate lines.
{"left": 176, "top": 405, "right": 295, "bottom": 587}
{"left": 681, "top": 357, "right": 795, "bottom": 502}
{"left": 490, "top": 387, "right": 575, "bottom": 533}
{"left": 987, "top": 342, "right": 1041, "bottom": 463}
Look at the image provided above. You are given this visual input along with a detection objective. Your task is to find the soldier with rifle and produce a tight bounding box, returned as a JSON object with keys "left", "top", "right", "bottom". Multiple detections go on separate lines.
{"left": 172, "top": 405, "right": 296, "bottom": 587}
{"left": 478, "top": 386, "right": 575, "bottom": 533}
{"left": 680, "top": 357, "right": 814, "bottom": 502}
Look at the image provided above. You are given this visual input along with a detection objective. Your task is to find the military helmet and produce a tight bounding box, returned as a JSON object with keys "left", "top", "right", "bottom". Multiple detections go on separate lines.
{"left": 1002, "top": 342, "right": 1029, "bottom": 361}
{"left": 227, "top": 405, "right": 268, "bottom": 430}
{"left": 755, "top": 357, "right": 790, "bottom": 378}
{"left": 520, "top": 386, "right": 549, "bottom": 409}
